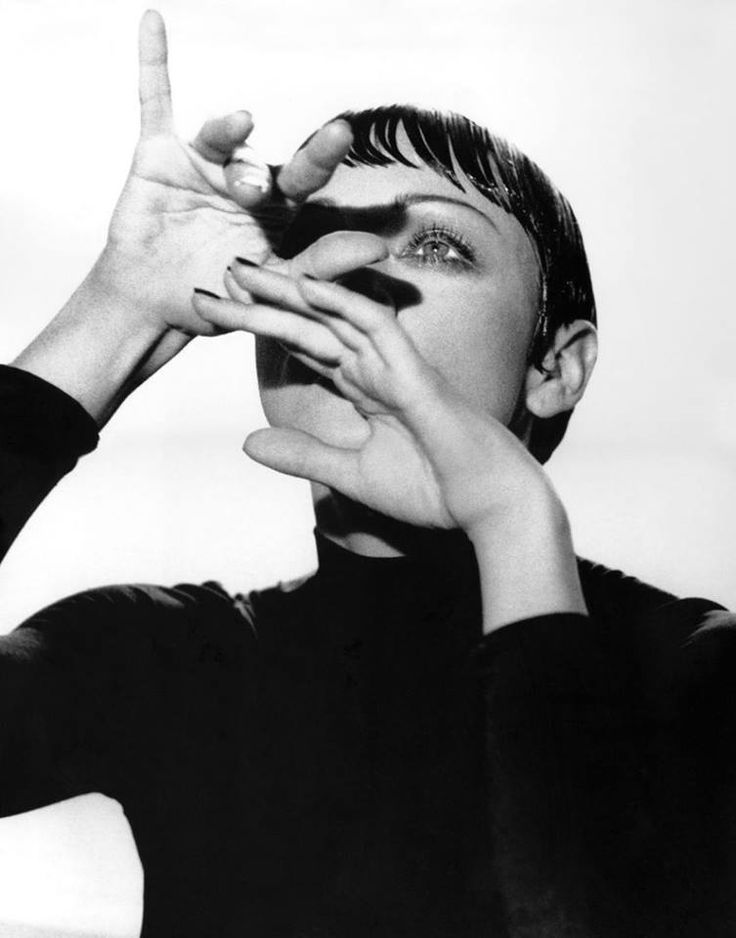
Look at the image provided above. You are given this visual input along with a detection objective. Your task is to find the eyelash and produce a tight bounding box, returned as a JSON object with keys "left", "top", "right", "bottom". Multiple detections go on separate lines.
{"left": 399, "top": 224, "right": 476, "bottom": 269}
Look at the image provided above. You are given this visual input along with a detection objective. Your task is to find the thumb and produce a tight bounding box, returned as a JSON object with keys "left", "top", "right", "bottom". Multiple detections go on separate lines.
{"left": 244, "top": 427, "right": 360, "bottom": 494}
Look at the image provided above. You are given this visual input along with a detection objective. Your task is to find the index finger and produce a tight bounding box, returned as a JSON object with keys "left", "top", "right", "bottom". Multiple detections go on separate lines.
{"left": 138, "top": 9, "right": 173, "bottom": 138}
{"left": 275, "top": 121, "right": 353, "bottom": 202}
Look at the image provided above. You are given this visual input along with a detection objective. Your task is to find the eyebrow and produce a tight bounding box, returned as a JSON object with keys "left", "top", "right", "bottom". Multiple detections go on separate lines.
{"left": 309, "top": 193, "right": 500, "bottom": 234}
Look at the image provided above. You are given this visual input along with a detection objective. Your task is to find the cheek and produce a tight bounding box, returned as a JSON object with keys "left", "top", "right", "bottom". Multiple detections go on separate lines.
{"left": 255, "top": 337, "right": 370, "bottom": 446}
{"left": 399, "top": 279, "right": 535, "bottom": 421}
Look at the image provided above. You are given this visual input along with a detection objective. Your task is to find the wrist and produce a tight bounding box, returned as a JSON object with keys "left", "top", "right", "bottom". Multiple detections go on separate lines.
{"left": 467, "top": 488, "right": 586, "bottom": 635}
{"left": 86, "top": 246, "right": 170, "bottom": 330}
{"left": 13, "top": 256, "right": 181, "bottom": 426}
{"left": 465, "top": 481, "right": 568, "bottom": 549}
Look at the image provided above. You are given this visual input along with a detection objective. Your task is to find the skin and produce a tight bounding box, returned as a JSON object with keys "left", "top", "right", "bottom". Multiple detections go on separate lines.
{"left": 14, "top": 10, "right": 594, "bottom": 632}
{"left": 193, "top": 153, "right": 596, "bottom": 630}
{"left": 13, "top": 11, "right": 355, "bottom": 424}
{"left": 254, "top": 155, "right": 542, "bottom": 450}
{"left": 193, "top": 151, "right": 596, "bottom": 542}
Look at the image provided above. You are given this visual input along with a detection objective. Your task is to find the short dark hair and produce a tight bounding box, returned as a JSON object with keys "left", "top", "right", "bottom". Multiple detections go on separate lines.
{"left": 335, "top": 105, "right": 597, "bottom": 462}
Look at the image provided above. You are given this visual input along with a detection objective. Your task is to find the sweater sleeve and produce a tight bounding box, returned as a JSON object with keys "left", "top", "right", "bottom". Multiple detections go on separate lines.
{"left": 0, "top": 366, "right": 122, "bottom": 814}
{"left": 477, "top": 603, "right": 736, "bottom": 938}
{"left": 0, "top": 364, "right": 99, "bottom": 562}
{"left": 0, "top": 365, "right": 259, "bottom": 826}
{"left": 0, "top": 578, "right": 253, "bottom": 819}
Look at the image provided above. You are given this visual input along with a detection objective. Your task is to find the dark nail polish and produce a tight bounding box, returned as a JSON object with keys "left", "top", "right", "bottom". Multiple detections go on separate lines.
{"left": 193, "top": 288, "right": 220, "bottom": 299}
{"left": 235, "top": 256, "right": 259, "bottom": 267}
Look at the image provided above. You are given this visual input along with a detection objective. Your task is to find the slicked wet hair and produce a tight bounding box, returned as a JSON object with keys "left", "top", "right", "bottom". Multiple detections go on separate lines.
{"left": 335, "top": 105, "right": 597, "bottom": 463}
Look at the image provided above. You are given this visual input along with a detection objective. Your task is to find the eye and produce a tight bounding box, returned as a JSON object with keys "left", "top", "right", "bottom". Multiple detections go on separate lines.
{"left": 400, "top": 225, "right": 476, "bottom": 269}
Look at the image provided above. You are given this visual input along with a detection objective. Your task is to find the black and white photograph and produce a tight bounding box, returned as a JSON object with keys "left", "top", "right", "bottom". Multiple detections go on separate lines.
{"left": 0, "top": 1, "right": 734, "bottom": 935}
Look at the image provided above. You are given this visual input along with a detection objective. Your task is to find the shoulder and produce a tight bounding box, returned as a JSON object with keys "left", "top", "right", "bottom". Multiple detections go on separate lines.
{"left": 578, "top": 555, "right": 730, "bottom": 625}
{"left": 3, "top": 580, "right": 260, "bottom": 677}
{"left": 578, "top": 557, "right": 679, "bottom": 621}
{"left": 578, "top": 556, "right": 736, "bottom": 690}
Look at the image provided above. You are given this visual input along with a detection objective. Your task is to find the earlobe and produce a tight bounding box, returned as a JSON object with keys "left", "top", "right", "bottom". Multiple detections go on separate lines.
{"left": 524, "top": 321, "right": 598, "bottom": 419}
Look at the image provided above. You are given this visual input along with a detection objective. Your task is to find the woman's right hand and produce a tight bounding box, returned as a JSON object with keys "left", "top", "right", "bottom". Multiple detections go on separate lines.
{"left": 101, "top": 10, "right": 352, "bottom": 337}
{"left": 12, "top": 10, "right": 351, "bottom": 424}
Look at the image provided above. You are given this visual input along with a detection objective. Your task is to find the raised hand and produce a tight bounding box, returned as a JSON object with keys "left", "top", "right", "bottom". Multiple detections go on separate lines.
{"left": 13, "top": 11, "right": 352, "bottom": 424}
{"left": 103, "top": 10, "right": 352, "bottom": 337}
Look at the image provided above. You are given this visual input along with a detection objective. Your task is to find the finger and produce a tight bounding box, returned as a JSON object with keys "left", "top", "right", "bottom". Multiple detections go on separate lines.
{"left": 285, "top": 350, "right": 336, "bottom": 381}
{"left": 223, "top": 145, "right": 275, "bottom": 207}
{"left": 138, "top": 10, "right": 173, "bottom": 138}
{"left": 227, "top": 262, "right": 365, "bottom": 351}
{"left": 276, "top": 121, "right": 353, "bottom": 202}
{"left": 244, "top": 427, "right": 361, "bottom": 495}
{"left": 226, "top": 262, "right": 311, "bottom": 314}
{"left": 289, "top": 231, "right": 389, "bottom": 281}
{"left": 190, "top": 111, "right": 254, "bottom": 164}
{"left": 191, "top": 292, "right": 344, "bottom": 363}
{"left": 297, "top": 275, "right": 395, "bottom": 336}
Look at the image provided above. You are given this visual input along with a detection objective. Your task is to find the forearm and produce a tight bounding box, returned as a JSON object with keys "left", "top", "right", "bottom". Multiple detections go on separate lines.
{"left": 470, "top": 496, "right": 664, "bottom": 931}
{"left": 467, "top": 489, "right": 587, "bottom": 635}
{"left": 12, "top": 250, "right": 188, "bottom": 427}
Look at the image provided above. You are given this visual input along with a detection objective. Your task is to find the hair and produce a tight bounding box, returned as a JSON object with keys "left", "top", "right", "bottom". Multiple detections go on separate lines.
{"left": 333, "top": 105, "right": 597, "bottom": 463}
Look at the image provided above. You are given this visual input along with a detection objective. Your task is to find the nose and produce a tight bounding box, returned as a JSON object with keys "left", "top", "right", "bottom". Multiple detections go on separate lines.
{"left": 336, "top": 266, "right": 421, "bottom": 313}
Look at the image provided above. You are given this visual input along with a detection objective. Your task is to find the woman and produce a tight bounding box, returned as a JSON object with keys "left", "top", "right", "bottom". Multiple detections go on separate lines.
{"left": 1, "top": 10, "right": 734, "bottom": 937}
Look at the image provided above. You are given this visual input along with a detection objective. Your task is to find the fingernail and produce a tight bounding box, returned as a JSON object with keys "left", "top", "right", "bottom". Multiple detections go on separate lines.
{"left": 226, "top": 144, "right": 271, "bottom": 193}
{"left": 193, "top": 287, "right": 220, "bottom": 299}
{"left": 235, "top": 257, "right": 259, "bottom": 267}
{"left": 233, "top": 176, "right": 271, "bottom": 193}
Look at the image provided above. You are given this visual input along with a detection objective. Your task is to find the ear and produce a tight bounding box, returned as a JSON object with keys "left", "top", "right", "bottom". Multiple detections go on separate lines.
{"left": 524, "top": 320, "right": 598, "bottom": 419}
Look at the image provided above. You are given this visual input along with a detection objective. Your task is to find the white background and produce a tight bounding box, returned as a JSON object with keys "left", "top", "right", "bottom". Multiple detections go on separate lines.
{"left": 0, "top": 0, "right": 734, "bottom": 935}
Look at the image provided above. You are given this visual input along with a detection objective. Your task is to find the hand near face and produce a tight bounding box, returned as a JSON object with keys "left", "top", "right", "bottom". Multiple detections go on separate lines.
{"left": 101, "top": 10, "right": 352, "bottom": 340}
{"left": 193, "top": 248, "right": 555, "bottom": 534}
{"left": 11, "top": 9, "right": 355, "bottom": 424}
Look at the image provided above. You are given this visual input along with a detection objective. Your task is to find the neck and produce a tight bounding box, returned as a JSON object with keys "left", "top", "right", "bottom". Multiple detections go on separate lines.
{"left": 311, "top": 484, "right": 465, "bottom": 561}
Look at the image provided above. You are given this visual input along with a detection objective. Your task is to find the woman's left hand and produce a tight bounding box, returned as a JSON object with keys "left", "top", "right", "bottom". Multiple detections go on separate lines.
{"left": 193, "top": 259, "right": 556, "bottom": 535}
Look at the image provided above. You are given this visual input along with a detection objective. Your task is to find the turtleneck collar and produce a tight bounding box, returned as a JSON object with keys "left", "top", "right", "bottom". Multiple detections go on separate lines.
{"left": 314, "top": 527, "right": 478, "bottom": 586}
{"left": 308, "top": 526, "right": 484, "bottom": 683}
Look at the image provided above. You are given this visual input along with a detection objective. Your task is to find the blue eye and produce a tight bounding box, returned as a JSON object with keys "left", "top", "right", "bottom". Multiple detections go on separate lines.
{"left": 400, "top": 225, "right": 476, "bottom": 268}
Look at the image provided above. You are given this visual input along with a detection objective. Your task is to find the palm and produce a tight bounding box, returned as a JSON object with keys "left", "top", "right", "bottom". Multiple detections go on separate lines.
{"left": 105, "top": 11, "right": 351, "bottom": 343}
{"left": 349, "top": 414, "right": 451, "bottom": 528}
{"left": 108, "top": 133, "right": 278, "bottom": 333}
{"left": 335, "top": 391, "right": 533, "bottom": 532}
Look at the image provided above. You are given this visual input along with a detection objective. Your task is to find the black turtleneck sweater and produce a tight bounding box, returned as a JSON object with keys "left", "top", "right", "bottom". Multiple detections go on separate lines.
{"left": 0, "top": 364, "right": 735, "bottom": 937}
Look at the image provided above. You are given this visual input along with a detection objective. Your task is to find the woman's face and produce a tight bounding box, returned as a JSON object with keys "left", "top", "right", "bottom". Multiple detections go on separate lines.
{"left": 257, "top": 141, "right": 541, "bottom": 448}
